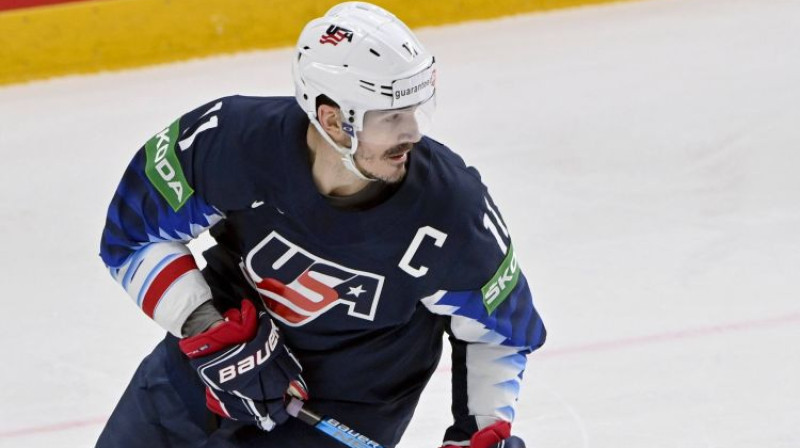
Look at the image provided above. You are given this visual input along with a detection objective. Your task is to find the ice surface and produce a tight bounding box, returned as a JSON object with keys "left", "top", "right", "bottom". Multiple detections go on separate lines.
{"left": 1, "top": 0, "right": 799, "bottom": 446}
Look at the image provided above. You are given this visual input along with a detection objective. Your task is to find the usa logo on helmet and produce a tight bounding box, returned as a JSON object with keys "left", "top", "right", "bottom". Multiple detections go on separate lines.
{"left": 320, "top": 25, "right": 354, "bottom": 46}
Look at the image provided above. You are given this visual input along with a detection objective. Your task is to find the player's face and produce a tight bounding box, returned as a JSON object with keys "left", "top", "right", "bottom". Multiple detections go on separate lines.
{"left": 354, "top": 112, "right": 420, "bottom": 183}
{"left": 354, "top": 99, "right": 434, "bottom": 183}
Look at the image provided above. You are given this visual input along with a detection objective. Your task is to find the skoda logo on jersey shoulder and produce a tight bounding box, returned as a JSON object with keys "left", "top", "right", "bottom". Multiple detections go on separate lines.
{"left": 245, "top": 231, "right": 384, "bottom": 326}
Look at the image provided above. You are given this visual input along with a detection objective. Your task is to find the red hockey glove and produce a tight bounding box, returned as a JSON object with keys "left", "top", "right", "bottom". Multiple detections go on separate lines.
{"left": 441, "top": 421, "right": 526, "bottom": 448}
{"left": 179, "top": 299, "right": 308, "bottom": 431}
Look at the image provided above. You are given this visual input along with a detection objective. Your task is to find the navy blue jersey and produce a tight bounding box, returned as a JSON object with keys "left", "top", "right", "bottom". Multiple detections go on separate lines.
{"left": 100, "top": 96, "right": 546, "bottom": 446}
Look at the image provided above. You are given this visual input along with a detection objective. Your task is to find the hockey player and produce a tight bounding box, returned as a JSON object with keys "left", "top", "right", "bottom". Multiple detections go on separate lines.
{"left": 97, "top": 2, "right": 545, "bottom": 448}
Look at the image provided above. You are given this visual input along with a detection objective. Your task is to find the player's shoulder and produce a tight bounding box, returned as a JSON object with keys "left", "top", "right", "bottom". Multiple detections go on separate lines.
{"left": 176, "top": 95, "right": 300, "bottom": 148}
{"left": 177, "top": 96, "right": 307, "bottom": 211}
{"left": 183, "top": 94, "right": 306, "bottom": 162}
{"left": 416, "top": 136, "right": 488, "bottom": 212}
{"left": 208, "top": 95, "right": 299, "bottom": 130}
{"left": 411, "top": 137, "right": 513, "bottom": 291}
{"left": 219, "top": 95, "right": 297, "bottom": 115}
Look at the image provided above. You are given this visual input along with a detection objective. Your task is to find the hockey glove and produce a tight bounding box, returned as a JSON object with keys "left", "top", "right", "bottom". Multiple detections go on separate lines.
{"left": 441, "top": 421, "right": 526, "bottom": 448}
{"left": 179, "top": 299, "right": 308, "bottom": 431}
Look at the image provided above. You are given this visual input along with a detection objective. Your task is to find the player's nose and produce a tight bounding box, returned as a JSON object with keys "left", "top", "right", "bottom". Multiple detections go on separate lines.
{"left": 396, "top": 115, "right": 421, "bottom": 142}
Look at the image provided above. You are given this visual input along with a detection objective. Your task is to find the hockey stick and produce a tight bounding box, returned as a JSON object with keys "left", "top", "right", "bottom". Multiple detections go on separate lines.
{"left": 287, "top": 398, "right": 386, "bottom": 448}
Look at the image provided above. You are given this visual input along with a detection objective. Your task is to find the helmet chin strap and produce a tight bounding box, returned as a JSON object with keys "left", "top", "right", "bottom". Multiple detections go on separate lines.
{"left": 308, "top": 113, "right": 377, "bottom": 182}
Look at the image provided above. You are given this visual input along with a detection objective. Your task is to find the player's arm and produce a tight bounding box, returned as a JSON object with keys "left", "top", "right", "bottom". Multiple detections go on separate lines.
{"left": 99, "top": 99, "right": 229, "bottom": 336}
{"left": 100, "top": 98, "right": 307, "bottom": 431}
{"left": 421, "top": 193, "right": 546, "bottom": 448}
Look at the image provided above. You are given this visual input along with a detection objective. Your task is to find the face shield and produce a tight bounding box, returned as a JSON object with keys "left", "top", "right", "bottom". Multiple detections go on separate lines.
{"left": 356, "top": 93, "right": 436, "bottom": 147}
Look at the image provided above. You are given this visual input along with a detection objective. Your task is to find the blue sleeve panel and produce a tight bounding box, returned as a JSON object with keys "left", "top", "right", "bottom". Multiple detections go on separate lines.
{"left": 434, "top": 273, "right": 545, "bottom": 350}
{"left": 100, "top": 150, "right": 222, "bottom": 270}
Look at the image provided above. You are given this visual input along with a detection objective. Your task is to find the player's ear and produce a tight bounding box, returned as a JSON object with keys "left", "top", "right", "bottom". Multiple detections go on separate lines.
{"left": 317, "top": 104, "right": 349, "bottom": 145}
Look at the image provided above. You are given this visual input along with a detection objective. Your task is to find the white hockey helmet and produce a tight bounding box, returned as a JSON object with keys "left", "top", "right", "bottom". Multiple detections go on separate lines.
{"left": 293, "top": 2, "right": 437, "bottom": 179}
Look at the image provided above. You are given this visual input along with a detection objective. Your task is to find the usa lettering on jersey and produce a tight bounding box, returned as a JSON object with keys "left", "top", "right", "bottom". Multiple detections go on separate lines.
{"left": 245, "top": 232, "right": 384, "bottom": 326}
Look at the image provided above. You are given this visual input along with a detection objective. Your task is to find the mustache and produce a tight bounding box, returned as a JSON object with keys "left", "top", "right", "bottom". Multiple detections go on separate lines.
{"left": 384, "top": 142, "right": 415, "bottom": 158}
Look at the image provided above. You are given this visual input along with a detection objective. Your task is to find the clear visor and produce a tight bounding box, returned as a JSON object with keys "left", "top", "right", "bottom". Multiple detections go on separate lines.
{"left": 357, "top": 94, "right": 436, "bottom": 146}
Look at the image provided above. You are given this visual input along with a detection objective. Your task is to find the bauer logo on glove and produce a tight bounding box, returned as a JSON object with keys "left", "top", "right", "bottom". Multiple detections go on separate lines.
{"left": 179, "top": 300, "right": 307, "bottom": 431}
{"left": 218, "top": 319, "right": 280, "bottom": 383}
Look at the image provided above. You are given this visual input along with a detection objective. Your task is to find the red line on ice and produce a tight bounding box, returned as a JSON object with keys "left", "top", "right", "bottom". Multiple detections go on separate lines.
{"left": 0, "top": 416, "right": 108, "bottom": 438}
{"left": 435, "top": 311, "right": 800, "bottom": 372}
{"left": 536, "top": 311, "right": 800, "bottom": 359}
{"left": 3, "top": 312, "right": 798, "bottom": 438}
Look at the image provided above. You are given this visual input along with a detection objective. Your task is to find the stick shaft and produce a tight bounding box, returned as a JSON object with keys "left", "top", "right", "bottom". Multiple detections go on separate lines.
{"left": 287, "top": 398, "right": 386, "bottom": 448}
